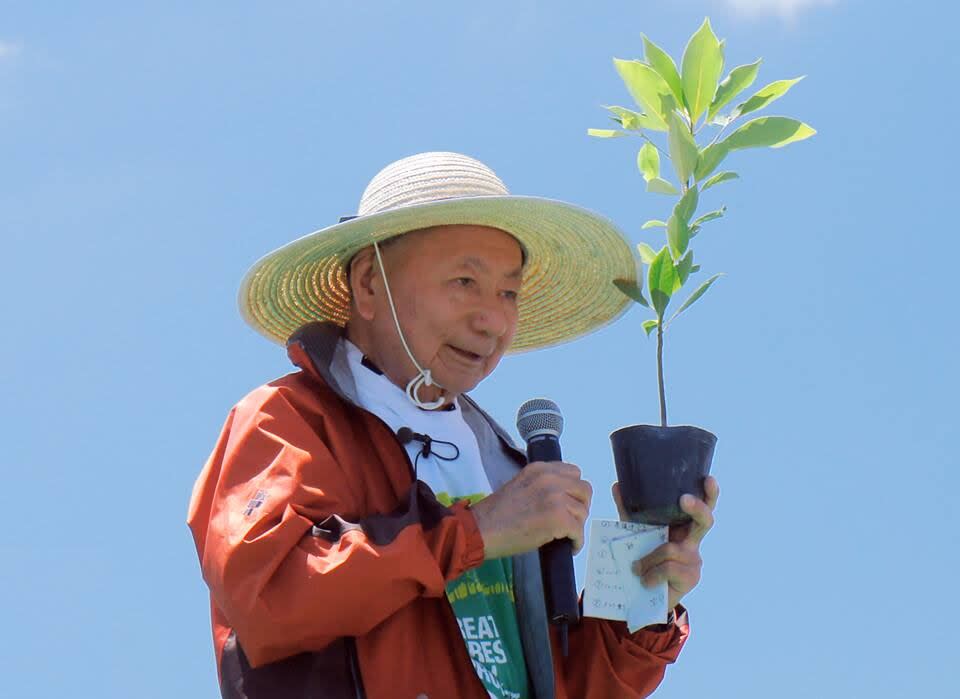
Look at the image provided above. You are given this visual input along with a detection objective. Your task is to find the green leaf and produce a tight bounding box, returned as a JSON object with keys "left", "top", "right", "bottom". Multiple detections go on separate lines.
{"left": 694, "top": 142, "right": 730, "bottom": 182}
{"left": 640, "top": 220, "right": 666, "bottom": 231}
{"left": 708, "top": 59, "right": 761, "bottom": 121}
{"left": 613, "top": 278, "right": 650, "bottom": 308}
{"left": 691, "top": 264, "right": 701, "bottom": 273}
{"left": 667, "top": 214, "right": 690, "bottom": 259}
{"left": 674, "top": 186, "right": 700, "bottom": 225}
{"left": 637, "top": 143, "right": 660, "bottom": 182}
{"left": 667, "top": 111, "right": 699, "bottom": 184}
{"left": 643, "top": 35, "right": 684, "bottom": 107}
{"left": 702, "top": 171, "right": 739, "bottom": 191}
{"left": 646, "top": 178, "right": 679, "bottom": 195}
{"left": 603, "top": 105, "right": 663, "bottom": 131}
{"left": 734, "top": 77, "right": 804, "bottom": 118}
{"left": 613, "top": 59, "right": 676, "bottom": 131}
{"left": 674, "top": 250, "right": 694, "bottom": 291}
{"left": 667, "top": 273, "right": 723, "bottom": 325}
{"left": 681, "top": 18, "right": 724, "bottom": 124}
{"left": 637, "top": 242, "right": 658, "bottom": 263}
{"left": 647, "top": 246, "right": 677, "bottom": 317}
{"left": 588, "top": 128, "right": 628, "bottom": 138}
{"left": 725, "top": 116, "right": 816, "bottom": 150}
{"left": 642, "top": 319, "right": 659, "bottom": 337}
{"left": 692, "top": 207, "right": 726, "bottom": 228}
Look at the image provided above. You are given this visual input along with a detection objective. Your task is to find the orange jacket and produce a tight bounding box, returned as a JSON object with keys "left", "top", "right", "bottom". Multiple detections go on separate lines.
{"left": 188, "top": 322, "right": 689, "bottom": 698}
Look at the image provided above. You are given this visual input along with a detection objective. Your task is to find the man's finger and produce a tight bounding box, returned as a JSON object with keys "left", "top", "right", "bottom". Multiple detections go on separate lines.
{"left": 569, "top": 478, "right": 593, "bottom": 508}
{"left": 534, "top": 466, "right": 591, "bottom": 505}
{"left": 633, "top": 542, "right": 699, "bottom": 576}
{"left": 563, "top": 493, "right": 590, "bottom": 526}
{"left": 703, "top": 475, "right": 720, "bottom": 511}
{"left": 529, "top": 461, "right": 582, "bottom": 480}
{"left": 566, "top": 524, "right": 584, "bottom": 554}
{"left": 637, "top": 559, "right": 701, "bottom": 590}
{"left": 562, "top": 511, "right": 585, "bottom": 553}
{"left": 571, "top": 530, "right": 585, "bottom": 554}
{"left": 680, "top": 492, "right": 715, "bottom": 545}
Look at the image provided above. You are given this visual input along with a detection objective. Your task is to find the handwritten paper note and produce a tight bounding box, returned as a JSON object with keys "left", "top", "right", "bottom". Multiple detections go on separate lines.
{"left": 583, "top": 519, "right": 669, "bottom": 632}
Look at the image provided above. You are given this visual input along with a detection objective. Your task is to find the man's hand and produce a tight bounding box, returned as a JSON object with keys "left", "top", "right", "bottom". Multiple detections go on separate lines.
{"left": 470, "top": 461, "right": 593, "bottom": 560}
{"left": 613, "top": 476, "right": 719, "bottom": 610}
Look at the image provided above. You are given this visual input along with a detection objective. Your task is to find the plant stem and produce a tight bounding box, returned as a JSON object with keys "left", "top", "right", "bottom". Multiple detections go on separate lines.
{"left": 708, "top": 117, "right": 734, "bottom": 147}
{"left": 639, "top": 132, "right": 668, "bottom": 158}
{"left": 657, "top": 318, "right": 667, "bottom": 427}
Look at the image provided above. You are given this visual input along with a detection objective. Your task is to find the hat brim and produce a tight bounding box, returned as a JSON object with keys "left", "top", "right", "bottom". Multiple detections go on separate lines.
{"left": 238, "top": 195, "right": 638, "bottom": 353}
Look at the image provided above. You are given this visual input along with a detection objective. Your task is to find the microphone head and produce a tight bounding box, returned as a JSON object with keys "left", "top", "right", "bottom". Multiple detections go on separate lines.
{"left": 516, "top": 398, "right": 564, "bottom": 444}
{"left": 396, "top": 427, "right": 414, "bottom": 444}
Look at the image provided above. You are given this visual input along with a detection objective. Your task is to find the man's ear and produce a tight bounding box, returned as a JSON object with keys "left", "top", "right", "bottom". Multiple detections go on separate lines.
{"left": 348, "top": 247, "right": 378, "bottom": 322}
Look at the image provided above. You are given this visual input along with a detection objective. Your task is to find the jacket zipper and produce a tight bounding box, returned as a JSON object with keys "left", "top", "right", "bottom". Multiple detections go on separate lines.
{"left": 347, "top": 637, "right": 366, "bottom": 699}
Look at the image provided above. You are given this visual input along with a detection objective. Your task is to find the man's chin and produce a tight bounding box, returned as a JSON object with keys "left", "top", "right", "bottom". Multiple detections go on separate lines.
{"left": 436, "top": 375, "right": 484, "bottom": 401}
{"left": 431, "top": 358, "right": 501, "bottom": 400}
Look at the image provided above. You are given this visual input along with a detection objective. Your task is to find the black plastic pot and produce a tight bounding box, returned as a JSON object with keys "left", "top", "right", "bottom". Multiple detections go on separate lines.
{"left": 610, "top": 425, "right": 717, "bottom": 526}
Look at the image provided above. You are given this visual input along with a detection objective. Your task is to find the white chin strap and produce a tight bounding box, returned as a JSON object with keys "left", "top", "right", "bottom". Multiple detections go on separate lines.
{"left": 373, "top": 241, "right": 447, "bottom": 410}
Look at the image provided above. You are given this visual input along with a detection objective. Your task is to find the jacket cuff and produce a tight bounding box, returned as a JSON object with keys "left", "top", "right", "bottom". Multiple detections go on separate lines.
{"left": 624, "top": 604, "right": 689, "bottom": 656}
{"left": 452, "top": 501, "right": 486, "bottom": 571}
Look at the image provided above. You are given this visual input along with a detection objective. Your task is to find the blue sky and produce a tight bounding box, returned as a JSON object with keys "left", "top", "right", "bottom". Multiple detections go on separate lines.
{"left": 2, "top": 1, "right": 957, "bottom": 696}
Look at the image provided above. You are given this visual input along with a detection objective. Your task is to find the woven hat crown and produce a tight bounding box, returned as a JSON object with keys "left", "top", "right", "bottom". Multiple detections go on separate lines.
{"left": 238, "top": 151, "right": 638, "bottom": 352}
{"left": 358, "top": 152, "right": 510, "bottom": 216}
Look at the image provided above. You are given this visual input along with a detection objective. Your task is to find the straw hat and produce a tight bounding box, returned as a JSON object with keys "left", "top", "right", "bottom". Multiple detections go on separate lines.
{"left": 238, "top": 151, "right": 638, "bottom": 353}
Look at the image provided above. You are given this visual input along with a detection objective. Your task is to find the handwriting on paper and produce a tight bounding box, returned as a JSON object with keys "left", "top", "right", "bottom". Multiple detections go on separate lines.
{"left": 583, "top": 519, "right": 669, "bottom": 631}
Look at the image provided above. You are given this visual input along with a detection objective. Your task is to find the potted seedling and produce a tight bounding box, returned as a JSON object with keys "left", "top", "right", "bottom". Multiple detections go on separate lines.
{"left": 588, "top": 18, "right": 815, "bottom": 524}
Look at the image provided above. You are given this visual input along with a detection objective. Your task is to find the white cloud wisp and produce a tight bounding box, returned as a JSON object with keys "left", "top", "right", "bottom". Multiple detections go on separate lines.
{"left": 724, "top": 0, "right": 838, "bottom": 18}
{"left": 0, "top": 40, "right": 22, "bottom": 60}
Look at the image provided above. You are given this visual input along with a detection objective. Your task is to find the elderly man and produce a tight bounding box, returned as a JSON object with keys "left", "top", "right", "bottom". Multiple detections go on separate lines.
{"left": 188, "top": 152, "right": 718, "bottom": 699}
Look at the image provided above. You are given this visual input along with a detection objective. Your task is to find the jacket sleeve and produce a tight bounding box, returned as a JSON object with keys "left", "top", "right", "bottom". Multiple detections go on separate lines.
{"left": 187, "top": 384, "right": 486, "bottom": 668}
{"left": 553, "top": 606, "right": 689, "bottom": 698}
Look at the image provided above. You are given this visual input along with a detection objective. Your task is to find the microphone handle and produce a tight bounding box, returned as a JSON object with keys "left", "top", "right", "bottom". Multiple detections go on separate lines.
{"left": 527, "top": 437, "right": 580, "bottom": 631}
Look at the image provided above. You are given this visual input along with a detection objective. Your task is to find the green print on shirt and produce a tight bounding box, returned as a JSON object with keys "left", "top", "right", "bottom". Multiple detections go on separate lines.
{"left": 437, "top": 492, "right": 530, "bottom": 699}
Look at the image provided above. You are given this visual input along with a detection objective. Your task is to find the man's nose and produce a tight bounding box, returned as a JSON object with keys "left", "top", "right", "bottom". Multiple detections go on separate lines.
{"left": 470, "top": 294, "right": 511, "bottom": 338}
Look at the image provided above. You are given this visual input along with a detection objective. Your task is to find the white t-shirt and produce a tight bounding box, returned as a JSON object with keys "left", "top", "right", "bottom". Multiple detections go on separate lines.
{"left": 344, "top": 340, "right": 530, "bottom": 699}
{"left": 344, "top": 339, "right": 494, "bottom": 501}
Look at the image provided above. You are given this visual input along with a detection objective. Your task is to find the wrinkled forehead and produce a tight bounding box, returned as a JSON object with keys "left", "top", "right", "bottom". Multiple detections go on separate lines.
{"left": 385, "top": 224, "right": 528, "bottom": 267}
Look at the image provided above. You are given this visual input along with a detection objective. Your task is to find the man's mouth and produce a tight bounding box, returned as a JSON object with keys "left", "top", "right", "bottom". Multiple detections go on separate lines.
{"left": 448, "top": 345, "right": 485, "bottom": 363}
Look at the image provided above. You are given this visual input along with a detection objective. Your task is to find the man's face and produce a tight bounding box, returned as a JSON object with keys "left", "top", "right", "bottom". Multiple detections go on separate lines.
{"left": 349, "top": 224, "right": 524, "bottom": 402}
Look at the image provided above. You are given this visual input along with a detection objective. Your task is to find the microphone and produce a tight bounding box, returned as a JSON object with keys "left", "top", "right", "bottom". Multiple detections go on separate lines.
{"left": 516, "top": 398, "right": 579, "bottom": 657}
{"left": 396, "top": 428, "right": 461, "bottom": 462}
{"left": 397, "top": 426, "right": 432, "bottom": 457}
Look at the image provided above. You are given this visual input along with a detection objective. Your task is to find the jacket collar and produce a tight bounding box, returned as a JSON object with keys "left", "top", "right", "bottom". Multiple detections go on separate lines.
{"left": 286, "top": 321, "right": 526, "bottom": 460}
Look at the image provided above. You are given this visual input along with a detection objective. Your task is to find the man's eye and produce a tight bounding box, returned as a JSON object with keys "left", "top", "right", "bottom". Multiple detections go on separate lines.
{"left": 455, "top": 277, "right": 475, "bottom": 287}
{"left": 501, "top": 290, "right": 519, "bottom": 301}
